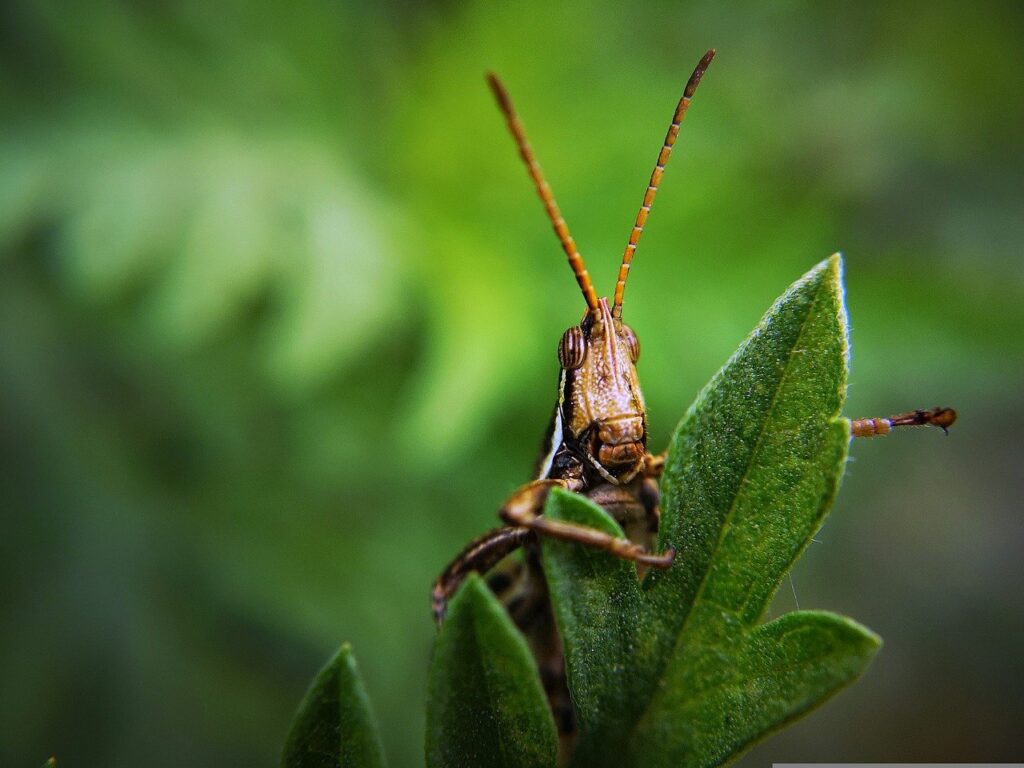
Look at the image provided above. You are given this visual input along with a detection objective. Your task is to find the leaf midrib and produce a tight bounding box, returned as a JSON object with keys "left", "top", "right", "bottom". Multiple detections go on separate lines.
{"left": 633, "top": 273, "right": 830, "bottom": 741}
{"left": 472, "top": 591, "right": 516, "bottom": 767}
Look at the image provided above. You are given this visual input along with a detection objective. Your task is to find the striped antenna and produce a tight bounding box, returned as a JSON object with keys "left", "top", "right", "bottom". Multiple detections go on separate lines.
{"left": 487, "top": 73, "right": 600, "bottom": 312}
{"left": 612, "top": 49, "right": 716, "bottom": 319}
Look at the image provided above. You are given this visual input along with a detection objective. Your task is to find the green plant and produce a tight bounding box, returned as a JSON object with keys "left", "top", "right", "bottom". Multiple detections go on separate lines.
{"left": 283, "top": 256, "right": 881, "bottom": 768}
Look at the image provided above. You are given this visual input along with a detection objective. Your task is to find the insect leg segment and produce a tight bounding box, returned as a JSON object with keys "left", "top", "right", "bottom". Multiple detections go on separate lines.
{"left": 850, "top": 406, "right": 957, "bottom": 438}
{"left": 498, "top": 479, "right": 676, "bottom": 568}
{"left": 639, "top": 476, "right": 662, "bottom": 537}
{"left": 643, "top": 451, "right": 666, "bottom": 478}
{"left": 432, "top": 526, "right": 533, "bottom": 625}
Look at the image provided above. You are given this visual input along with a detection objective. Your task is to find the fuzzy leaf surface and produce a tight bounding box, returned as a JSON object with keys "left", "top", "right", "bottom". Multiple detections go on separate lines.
{"left": 426, "top": 574, "right": 557, "bottom": 768}
{"left": 282, "top": 643, "right": 387, "bottom": 768}
{"left": 543, "top": 256, "right": 880, "bottom": 767}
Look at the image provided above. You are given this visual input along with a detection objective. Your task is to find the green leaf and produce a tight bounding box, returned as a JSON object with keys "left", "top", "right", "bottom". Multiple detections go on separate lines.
{"left": 426, "top": 574, "right": 557, "bottom": 768}
{"left": 539, "top": 491, "right": 648, "bottom": 756}
{"left": 282, "top": 643, "right": 387, "bottom": 768}
{"left": 40, "top": 759, "right": 57, "bottom": 768}
{"left": 542, "top": 256, "right": 879, "bottom": 767}
{"left": 638, "top": 611, "right": 879, "bottom": 765}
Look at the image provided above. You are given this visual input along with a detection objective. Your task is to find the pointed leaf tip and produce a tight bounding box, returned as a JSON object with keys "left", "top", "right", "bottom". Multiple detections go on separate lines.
{"left": 427, "top": 574, "right": 557, "bottom": 768}
{"left": 541, "top": 490, "right": 649, "bottom": 757}
{"left": 283, "top": 642, "right": 386, "bottom": 768}
{"left": 656, "top": 255, "right": 851, "bottom": 623}
{"left": 634, "top": 611, "right": 880, "bottom": 767}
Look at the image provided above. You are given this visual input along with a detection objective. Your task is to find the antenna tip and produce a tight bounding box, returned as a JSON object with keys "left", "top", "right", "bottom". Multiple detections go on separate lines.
{"left": 685, "top": 49, "right": 717, "bottom": 98}
{"left": 486, "top": 72, "right": 512, "bottom": 111}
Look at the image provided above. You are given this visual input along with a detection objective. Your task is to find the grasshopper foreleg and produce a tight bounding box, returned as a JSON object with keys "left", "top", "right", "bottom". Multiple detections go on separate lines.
{"left": 498, "top": 479, "right": 675, "bottom": 569}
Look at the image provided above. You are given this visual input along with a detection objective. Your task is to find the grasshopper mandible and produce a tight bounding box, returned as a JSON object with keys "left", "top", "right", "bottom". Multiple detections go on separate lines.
{"left": 431, "top": 49, "right": 956, "bottom": 737}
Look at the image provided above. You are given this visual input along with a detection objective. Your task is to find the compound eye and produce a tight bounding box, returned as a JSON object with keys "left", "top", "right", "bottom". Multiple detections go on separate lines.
{"left": 558, "top": 326, "right": 586, "bottom": 369}
{"left": 622, "top": 324, "right": 640, "bottom": 362}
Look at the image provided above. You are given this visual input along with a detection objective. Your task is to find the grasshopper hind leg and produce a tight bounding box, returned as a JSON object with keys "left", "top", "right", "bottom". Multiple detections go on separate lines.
{"left": 431, "top": 526, "right": 533, "bottom": 625}
{"left": 851, "top": 407, "right": 957, "bottom": 438}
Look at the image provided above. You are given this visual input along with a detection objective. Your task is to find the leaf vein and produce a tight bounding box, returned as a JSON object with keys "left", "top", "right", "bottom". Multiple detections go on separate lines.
{"left": 638, "top": 272, "right": 830, "bottom": 730}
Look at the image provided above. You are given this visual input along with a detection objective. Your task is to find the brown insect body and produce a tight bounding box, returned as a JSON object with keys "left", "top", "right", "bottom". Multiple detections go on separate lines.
{"left": 432, "top": 48, "right": 956, "bottom": 749}
{"left": 548, "top": 297, "right": 647, "bottom": 485}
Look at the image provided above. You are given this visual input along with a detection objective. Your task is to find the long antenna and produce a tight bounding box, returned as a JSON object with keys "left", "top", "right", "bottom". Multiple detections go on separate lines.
{"left": 612, "top": 48, "right": 716, "bottom": 319}
{"left": 487, "top": 73, "right": 600, "bottom": 312}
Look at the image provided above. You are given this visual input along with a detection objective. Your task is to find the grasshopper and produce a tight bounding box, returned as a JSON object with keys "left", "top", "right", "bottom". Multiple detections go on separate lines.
{"left": 431, "top": 49, "right": 956, "bottom": 739}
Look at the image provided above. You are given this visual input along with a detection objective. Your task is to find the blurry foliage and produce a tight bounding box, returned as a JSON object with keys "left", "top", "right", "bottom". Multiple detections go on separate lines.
{"left": 0, "top": 1, "right": 1021, "bottom": 767}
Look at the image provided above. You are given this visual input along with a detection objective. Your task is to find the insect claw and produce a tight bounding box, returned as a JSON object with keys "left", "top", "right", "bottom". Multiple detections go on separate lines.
{"left": 638, "top": 545, "right": 675, "bottom": 569}
{"left": 660, "top": 545, "right": 676, "bottom": 568}
{"left": 931, "top": 407, "right": 958, "bottom": 432}
{"left": 431, "top": 584, "right": 448, "bottom": 627}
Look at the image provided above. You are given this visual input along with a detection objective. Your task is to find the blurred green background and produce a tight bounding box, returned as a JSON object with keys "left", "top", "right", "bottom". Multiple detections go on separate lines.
{"left": 2, "top": 0, "right": 1021, "bottom": 765}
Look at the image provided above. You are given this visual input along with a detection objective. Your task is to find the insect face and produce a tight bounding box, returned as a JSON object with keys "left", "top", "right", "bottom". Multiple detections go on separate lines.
{"left": 561, "top": 297, "right": 647, "bottom": 482}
